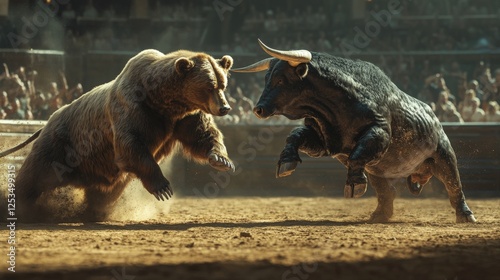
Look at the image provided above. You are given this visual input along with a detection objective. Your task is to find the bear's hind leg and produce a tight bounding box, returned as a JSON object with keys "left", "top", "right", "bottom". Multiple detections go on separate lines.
{"left": 16, "top": 158, "right": 71, "bottom": 222}
{"left": 82, "top": 178, "right": 129, "bottom": 222}
{"left": 174, "top": 112, "right": 234, "bottom": 172}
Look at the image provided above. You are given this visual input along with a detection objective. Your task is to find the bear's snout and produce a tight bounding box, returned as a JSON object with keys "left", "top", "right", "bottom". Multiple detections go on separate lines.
{"left": 211, "top": 90, "right": 231, "bottom": 116}
{"left": 219, "top": 105, "right": 231, "bottom": 116}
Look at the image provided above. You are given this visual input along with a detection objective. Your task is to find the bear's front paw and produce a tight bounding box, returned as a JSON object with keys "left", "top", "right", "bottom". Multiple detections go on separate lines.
{"left": 208, "top": 153, "right": 235, "bottom": 172}
{"left": 147, "top": 177, "right": 173, "bottom": 201}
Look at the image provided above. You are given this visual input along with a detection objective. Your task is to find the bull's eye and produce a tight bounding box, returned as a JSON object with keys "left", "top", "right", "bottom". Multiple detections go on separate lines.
{"left": 276, "top": 79, "right": 284, "bottom": 86}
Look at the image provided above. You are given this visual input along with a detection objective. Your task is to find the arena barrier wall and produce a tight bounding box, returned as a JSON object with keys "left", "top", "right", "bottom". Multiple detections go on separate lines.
{"left": 1, "top": 120, "right": 499, "bottom": 198}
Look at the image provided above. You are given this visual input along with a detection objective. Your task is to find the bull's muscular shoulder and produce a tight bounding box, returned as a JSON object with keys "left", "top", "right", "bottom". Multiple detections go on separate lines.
{"left": 313, "top": 54, "right": 396, "bottom": 93}
{"left": 312, "top": 53, "right": 406, "bottom": 112}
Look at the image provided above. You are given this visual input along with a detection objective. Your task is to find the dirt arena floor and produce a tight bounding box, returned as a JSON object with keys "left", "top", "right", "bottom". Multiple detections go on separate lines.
{"left": 1, "top": 196, "right": 500, "bottom": 280}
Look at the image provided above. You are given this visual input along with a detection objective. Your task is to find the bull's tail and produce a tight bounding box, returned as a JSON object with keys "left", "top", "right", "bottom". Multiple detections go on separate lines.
{"left": 0, "top": 128, "right": 42, "bottom": 158}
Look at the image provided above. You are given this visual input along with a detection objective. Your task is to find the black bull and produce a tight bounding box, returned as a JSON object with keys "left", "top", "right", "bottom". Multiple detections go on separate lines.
{"left": 232, "top": 39, "right": 476, "bottom": 223}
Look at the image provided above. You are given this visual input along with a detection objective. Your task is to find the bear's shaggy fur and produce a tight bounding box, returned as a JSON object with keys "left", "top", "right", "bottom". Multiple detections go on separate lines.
{"left": 9, "top": 49, "right": 235, "bottom": 221}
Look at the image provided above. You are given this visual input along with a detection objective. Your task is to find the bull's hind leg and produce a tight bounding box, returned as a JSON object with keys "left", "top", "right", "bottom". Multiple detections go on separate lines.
{"left": 174, "top": 112, "right": 234, "bottom": 172}
{"left": 367, "top": 174, "right": 397, "bottom": 223}
{"left": 432, "top": 141, "right": 476, "bottom": 223}
{"left": 346, "top": 125, "right": 390, "bottom": 198}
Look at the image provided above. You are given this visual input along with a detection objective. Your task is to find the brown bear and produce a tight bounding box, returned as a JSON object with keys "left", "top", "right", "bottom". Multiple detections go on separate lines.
{"left": 1, "top": 49, "right": 235, "bottom": 222}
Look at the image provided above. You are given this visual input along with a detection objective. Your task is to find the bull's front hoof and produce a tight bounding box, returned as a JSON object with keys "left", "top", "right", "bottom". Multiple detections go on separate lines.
{"left": 344, "top": 183, "right": 367, "bottom": 198}
{"left": 276, "top": 161, "right": 299, "bottom": 178}
{"left": 344, "top": 172, "right": 367, "bottom": 198}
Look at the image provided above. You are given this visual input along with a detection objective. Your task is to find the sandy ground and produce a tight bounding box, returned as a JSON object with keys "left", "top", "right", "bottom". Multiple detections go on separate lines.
{"left": 1, "top": 196, "right": 500, "bottom": 280}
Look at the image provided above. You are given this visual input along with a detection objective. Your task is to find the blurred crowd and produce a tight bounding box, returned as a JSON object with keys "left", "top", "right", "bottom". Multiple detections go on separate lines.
{"left": 1, "top": 0, "right": 500, "bottom": 123}
{"left": 2, "top": 0, "right": 500, "bottom": 53}
{"left": 416, "top": 61, "right": 500, "bottom": 123}
{"left": 0, "top": 64, "right": 83, "bottom": 121}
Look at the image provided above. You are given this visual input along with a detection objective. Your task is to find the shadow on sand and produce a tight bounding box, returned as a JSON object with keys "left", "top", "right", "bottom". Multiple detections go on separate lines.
{"left": 3, "top": 239, "right": 500, "bottom": 280}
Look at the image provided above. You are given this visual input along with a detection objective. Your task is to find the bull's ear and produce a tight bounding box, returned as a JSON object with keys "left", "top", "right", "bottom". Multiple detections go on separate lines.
{"left": 295, "top": 63, "right": 308, "bottom": 79}
{"left": 219, "top": 55, "right": 233, "bottom": 70}
{"left": 175, "top": 57, "right": 195, "bottom": 75}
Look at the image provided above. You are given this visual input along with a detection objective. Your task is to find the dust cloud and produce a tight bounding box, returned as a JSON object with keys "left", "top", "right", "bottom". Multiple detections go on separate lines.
{"left": 106, "top": 155, "right": 176, "bottom": 221}
{"left": 107, "top": 179, "right": 173, "bottom": 221}
{"left": 0, "top": 157, "right": 175, "bottom": 222}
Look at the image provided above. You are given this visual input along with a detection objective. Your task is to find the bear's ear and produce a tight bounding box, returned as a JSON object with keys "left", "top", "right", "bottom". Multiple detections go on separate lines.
{"left": 175, "top": 57, "right": 195, "bottom": 75}
{"left": 219, "top": 55, "right": 233, "bottom": 70}
{"left": 295, "top": 63, "right": 308, "bottom": 79}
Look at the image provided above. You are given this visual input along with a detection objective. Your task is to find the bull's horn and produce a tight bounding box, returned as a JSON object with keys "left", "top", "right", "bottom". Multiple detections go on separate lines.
{"left": 258, "top": 39, "right": 311, "bottom": 67}
{"left": 231, "top": 57, "right": 273, "bottom": 73}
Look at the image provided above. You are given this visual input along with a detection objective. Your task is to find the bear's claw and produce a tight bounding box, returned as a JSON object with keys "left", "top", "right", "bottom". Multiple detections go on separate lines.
{"left": 209, "top": 153, "right": 235, "bottom": 172}
{"left": 151, "top": 179, "right": 173, "bottom": 201}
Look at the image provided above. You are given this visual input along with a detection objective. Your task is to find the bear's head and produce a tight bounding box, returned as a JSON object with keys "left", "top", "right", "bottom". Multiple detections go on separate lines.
{"left": 175, "top": 53, "right": 234, "bottom": 116}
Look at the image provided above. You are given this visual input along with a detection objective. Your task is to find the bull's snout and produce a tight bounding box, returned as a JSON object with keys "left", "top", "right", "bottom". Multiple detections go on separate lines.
{"left": 253, "top": 106, "right": 264, "bottom": 117}
{"left": 253, "top": 105, "right": 273, "bottom": 119}
{"left": 219, "top": 105, "right": 231, "bottom": 116}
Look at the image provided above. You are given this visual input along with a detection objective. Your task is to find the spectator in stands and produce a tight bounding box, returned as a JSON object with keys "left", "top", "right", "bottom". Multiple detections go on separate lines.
{"left": 32, "top": 91, "right": 50, "bottom": 120}
{"left": 467, "top": 80, "right": 485, "bottom": 105}
{"left": 493, "top": 68, "right": 500, "bottom": 102}
{"left": 5, "top": 98, "right": 24, "bottom": 120}
{"left": 46, "top": 82, "right": 59, "bottom": 101}
{"left": 476, "top": 63, "right": 496, "bottom": 104}
{"left": 484, "top": 101, "right": 500, "bottom": 122}
{"left": 458, "top": 89, "right": 481, "bottom": 122}
{"left": 0, "top": 63, "right": 84, "bottom": 120}
{"left": 469, "top": 99, "right": 485, "bottom": 122}
{"left": 435, "top": 90, "right": 461, "bottom": 122}
{"left": 422, "top": 74, "right": 456, "bottom": 105}
{"left": 48, "top": 96, "right": 63, "bottom": 115}
{"left": 441, "top": 105, "right": 464, "bottom": 123}
{"left": 444, "top": 61, "right": 466, "bottom": 101}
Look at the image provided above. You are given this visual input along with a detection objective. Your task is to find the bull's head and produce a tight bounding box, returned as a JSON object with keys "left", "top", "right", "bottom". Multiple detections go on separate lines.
{"left": 232, "top": 39, "right": 312, "bottom": 120}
